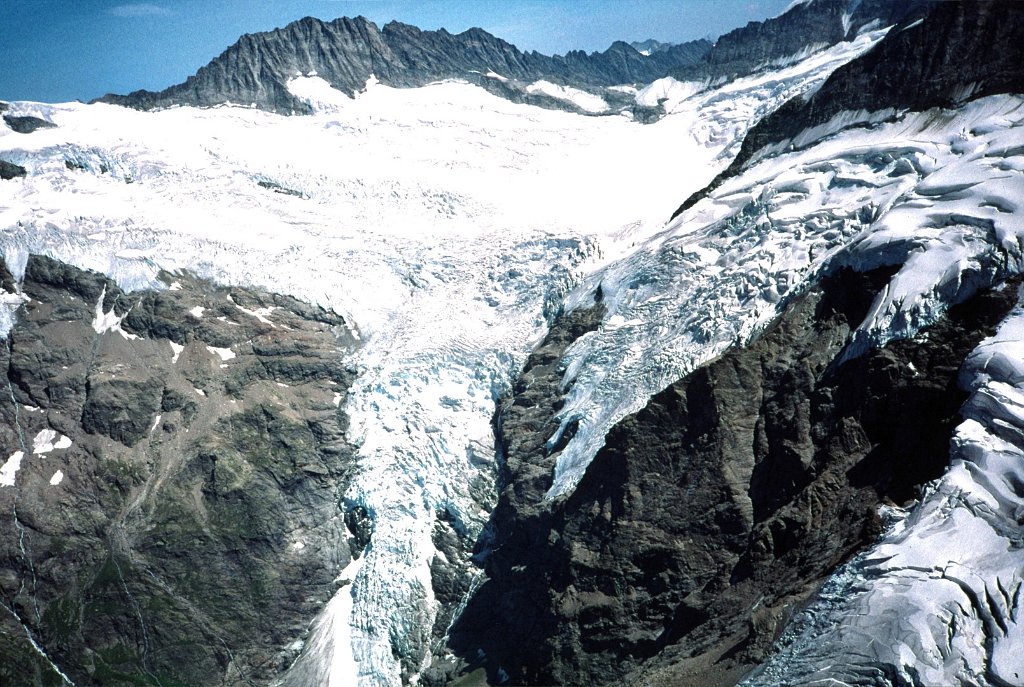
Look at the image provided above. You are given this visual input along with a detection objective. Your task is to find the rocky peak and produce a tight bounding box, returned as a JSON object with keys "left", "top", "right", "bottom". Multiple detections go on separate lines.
{"left": 96, "top": 15, "right": 711, "bottom": 115}
{"left": 630, "top": 39, "right": 676, "bottom": 55}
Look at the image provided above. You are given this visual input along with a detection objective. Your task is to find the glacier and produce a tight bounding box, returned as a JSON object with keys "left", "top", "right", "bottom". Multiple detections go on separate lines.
{"left": 746, "top": 288, "right": 1024, "bottom": 686}
{"left": 549, "top": 93, "right": 1024, "bottom": 497}
{"left": 2, "top": 18, "right": 1023, "bottom": 687}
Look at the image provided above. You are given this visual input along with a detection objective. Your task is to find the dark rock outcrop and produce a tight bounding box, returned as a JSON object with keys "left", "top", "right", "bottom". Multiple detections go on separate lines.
{"left": 3, "top": 114, "right": 57, "bottom": 134}
{"left": 0, "top": 256, "right": 361, "bottom": 686}
{"left": 629, "top": 39, "right": 677, "bottom": 56}
{"left": 0, "top": 160, "right": 26, "bottom": 180}
{"left": 449, "top": 268, "right": 1019, "bottom": 686}
{"left": 674, "top": 0, "right": 1024, "bottom": 218}
{"left": 675, "top": 0, "right": 926, "bottom": 84}
{"left": 96, "top": 16, "right": 710, "bottom": 115}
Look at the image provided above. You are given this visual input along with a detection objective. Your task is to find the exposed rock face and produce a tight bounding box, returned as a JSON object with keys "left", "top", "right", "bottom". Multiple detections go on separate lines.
{"left": 629, "top": 40, "right": 677, "bottom": 56}
{"left": 0, "top": 256, "right": 360, "bottom": 686}
{"left": 675, "top": 0, "right": 1024, "bottom": 217}
{"left": 96, "top": 16, "right": 710, "bottom": 115}
{"left": 3, "top": 114, "right": 57, "bottom": 134}
{"left": 0, "top": 160, "right": 26, "bottom": 180}
{"left": 673, "top": 0, "right": 926, "bottom": 84}
{"left": 449, "top": 268, "right": 1018, "bottom": 686}
{"left": 748, "top": 0, "right": 1024, "bottom": 153}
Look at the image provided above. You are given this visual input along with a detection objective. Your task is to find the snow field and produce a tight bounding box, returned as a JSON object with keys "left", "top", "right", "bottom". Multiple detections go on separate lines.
{"left": 0, "top": 77, "right": 720, "bottom": 686}
{"left": 0, "top": 28, "right": 910, "bottom": 686}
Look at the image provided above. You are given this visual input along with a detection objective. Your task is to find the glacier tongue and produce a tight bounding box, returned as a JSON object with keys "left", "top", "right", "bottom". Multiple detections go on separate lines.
{"left": 0, "top": 81, "right": 714, "bottom": 685}
{"left": 0, "top": 30, "right": 892, "bottom": 686}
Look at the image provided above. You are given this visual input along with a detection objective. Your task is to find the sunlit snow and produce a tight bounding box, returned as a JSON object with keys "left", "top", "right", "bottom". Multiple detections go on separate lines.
{"left": 32, "top": 429, "right": 71, "bottom": 455}
{"left": 0, "top": 451, "right": 24, "bottom": 487}
{"left": 169, "top": 341, "right": 184, "bottom": 363}
{"left": 0, "top": 26, "right": 958, "bottom": 687}
{"left": 525, "top": 80, "right": 609, "bottom": 113}
{"left": 206, "top": 345, "right": 235, "bottom": 361}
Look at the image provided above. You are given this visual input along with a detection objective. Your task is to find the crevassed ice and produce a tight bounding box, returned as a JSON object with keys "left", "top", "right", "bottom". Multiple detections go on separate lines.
{"left": 745, "top": 289, "right": 1024, "bottom": 686}
{"left": 0, "top": 31, "right": 889, "bottom": 687}
{"left": 548, "top": 94, "right": 1024, "bottom": 498}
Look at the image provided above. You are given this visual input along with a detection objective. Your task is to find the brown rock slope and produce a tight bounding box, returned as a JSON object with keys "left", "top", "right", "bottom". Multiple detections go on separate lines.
{"left": 0, "top": 255, "right": 361, "bottom": 686}
{"left": 449, "top": 268, "right": 1019, "bottom": 686}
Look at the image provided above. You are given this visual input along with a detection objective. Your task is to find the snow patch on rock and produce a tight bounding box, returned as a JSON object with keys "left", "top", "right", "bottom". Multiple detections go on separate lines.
{"left": 32, "top": 429, "right": 71, "bottom": 455}
{"left": 287, "top": 75, "right": 354, "bottom": 114}
{"left": 0, "top": 451, "right": 24, "bottom": 487}
{"left": 526, "top": 80, "right": 608, "bottom": 113}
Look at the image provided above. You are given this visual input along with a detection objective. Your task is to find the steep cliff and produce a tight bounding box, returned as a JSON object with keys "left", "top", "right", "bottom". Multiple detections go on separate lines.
{"left": 0, "top": 256, "right": 361, "bottom": 686}
{"left": 447, "top": 269, "right": 1018, "bottom": 686}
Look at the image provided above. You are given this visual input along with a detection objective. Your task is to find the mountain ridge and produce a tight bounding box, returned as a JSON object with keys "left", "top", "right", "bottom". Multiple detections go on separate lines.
{"left": 5, "top": 1, "right": 1024, "bottom": 686}
{"left": 96, "top": 15, "right": 711, "bottom": 115}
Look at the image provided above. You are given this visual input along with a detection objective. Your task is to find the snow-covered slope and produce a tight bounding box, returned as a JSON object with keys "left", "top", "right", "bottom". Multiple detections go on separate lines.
{"left": 0, "top": 31, "right": 887, "bottom": 685}
{"left": 747, "top": 287, "right": 1024, "bottom": 686}
{"left": 5, "top": 12, "right": 1022, "bottom": 685}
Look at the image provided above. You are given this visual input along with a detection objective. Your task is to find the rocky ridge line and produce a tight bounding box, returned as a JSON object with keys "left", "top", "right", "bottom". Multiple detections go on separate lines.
{"left": 672, "top": 0, "right": 927, "bottom": 85}
{"left": 96, "top": 16, "right": 710, "bottom": 116}
{"left": 675, "top": 0, "right": 1024, "bottom": 217}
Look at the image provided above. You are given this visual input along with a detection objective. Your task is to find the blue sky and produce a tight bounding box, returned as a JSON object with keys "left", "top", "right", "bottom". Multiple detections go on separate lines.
{"left": 0, "top": 0, "right": 795, "bottom": 103}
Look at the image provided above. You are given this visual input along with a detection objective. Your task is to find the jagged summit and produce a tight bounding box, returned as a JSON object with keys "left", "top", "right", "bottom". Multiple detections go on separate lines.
{"left": 96, "top": 15, "right": 711, "bottom": 115}
{"left": 94, "top": 0, "right": 926, "bottom": 119}
{"left": 629, "top": 39, "right": 678, "bottom": 56}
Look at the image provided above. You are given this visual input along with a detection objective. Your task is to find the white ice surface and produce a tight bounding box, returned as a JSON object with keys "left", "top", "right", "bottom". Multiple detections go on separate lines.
{"left": 0, "top": 451, "right": 24, "bottom": 487}
{"left": 0, "top": 32, "right": 894, "bottom": 687}
{"left": 747, "top": 291, "right": 1024, "bottom": 686}
{"left": 525, "top": 80, "right": 609, "bottom": 113}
